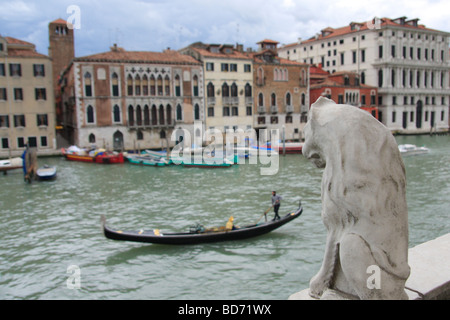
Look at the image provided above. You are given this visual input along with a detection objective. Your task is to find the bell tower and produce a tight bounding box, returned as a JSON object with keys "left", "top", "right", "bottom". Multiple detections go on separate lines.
{"left": 48, "top": 18, "right": 75, "bottom": 94}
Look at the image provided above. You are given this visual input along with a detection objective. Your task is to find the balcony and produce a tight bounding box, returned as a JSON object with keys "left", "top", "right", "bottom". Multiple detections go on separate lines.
{"left": 285, "top": 104, "right": 294, "bottom": 113}
{"left": 223, "top": 97, "right": 239, "bottom": 105}
{"left": 245, "top": 97, "right": 253, "bottom": 106}
{"left": 270, "top": 105, "right": 278, "bottom": 114}
{"left": 207, "top": 97, "right": 216, "bottom": 105}
{"left": 127, "top": 119, "right": 175, "bottom": 129}
{"left": 257, "top": 105, "right": 266, "bottom": 114}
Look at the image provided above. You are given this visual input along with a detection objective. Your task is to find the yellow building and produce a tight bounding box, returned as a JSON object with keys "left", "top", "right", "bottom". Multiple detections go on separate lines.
{"left": 0, "top": 36, "right": 56, "bottom": 157}
{"left": 180, "top": 43, "right": 254, "bottom": 136}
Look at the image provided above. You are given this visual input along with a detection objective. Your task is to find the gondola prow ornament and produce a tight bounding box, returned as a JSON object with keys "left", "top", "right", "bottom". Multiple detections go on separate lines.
{"left": 302, "top": 97, "right": 410, "bottom": 299}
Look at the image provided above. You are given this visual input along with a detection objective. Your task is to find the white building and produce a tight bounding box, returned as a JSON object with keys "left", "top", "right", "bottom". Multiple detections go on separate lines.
{"left": 279, "top": 16, "right": 450, "bottom": 134}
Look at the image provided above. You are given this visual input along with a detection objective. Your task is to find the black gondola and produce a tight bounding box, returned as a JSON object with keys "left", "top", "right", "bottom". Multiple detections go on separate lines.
{"left": 101, "top": 203, "right": 303, "bottom": 245}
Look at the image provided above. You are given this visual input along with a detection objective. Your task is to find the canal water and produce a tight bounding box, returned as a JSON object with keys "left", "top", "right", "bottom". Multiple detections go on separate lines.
{"left": 0, "top": 135, "right": 449, "bottom": 300}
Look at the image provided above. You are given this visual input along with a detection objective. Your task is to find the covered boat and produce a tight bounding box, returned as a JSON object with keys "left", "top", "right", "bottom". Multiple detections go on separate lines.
{"left": 101, "top": 203, "right": 303, "bottom": 245}
{"left": 62, "top": 146, "right": 124, "bottom": 164}
{"left": 125, "top": 154, "right": 169, "bottom": 166}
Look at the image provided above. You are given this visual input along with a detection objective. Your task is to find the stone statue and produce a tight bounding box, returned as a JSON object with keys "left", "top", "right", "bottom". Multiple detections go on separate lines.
{"left": 302, "top": 97, "right": 410, "bottom": 299}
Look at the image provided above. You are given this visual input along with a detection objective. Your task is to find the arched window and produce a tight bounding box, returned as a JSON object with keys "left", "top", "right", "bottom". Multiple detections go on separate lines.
{"left": 231, "top": 83, "right": 238, "bottom": 97}
{"left": 137, "top": 130, "right": 143, "bottom": 140}
{"left": 207, "top": 82, "right": 215, "bottom": 97}
{"left": 257, "top": 67, "right": 264, "bottom": 85}
{"left": 128, "top": 105, "right": 134, "bottom": 126}
{"left": 175, "top": 75, "right": 181, "bottom": 96}
{"left": 159, "top": 105, "right": 165, "bottom": 125}
{"left": 271, "top": 93, "right": 276, "bottom": 106}
{"left": 127, "top": 75, "right": 133, "bottom": 96}
{"left": 142, "top": 75, "right": 148, "bottom": 96}
{"left": 157, "top": 75, "right": 163, "bottom": 95}
{"left": 144, "top": 105, "right": 150, "bottom": 126}
{"left": 113, "top": 104, "right": 121, "bottom": 123}
{"left": 166, "top": 104, "right": 172, "bottom": 125}
{"left": 84, "top": 72, "right": 92, "bottom": 96}
{"left": 89, "top": 133, "right": 95, "bottom": 143}
{"left": 136, "top": 105, "right": 142, "bottom": 126}
{"left": 193, "top": 75, "right": 199, "bottom": 96}
{"left": 135, "top": 75, "right": 141, "bottom": 96}
{"left": 274, "top": 68, "right": 279, "bottom": 81}
{"left": 284, "top": 68, "right": 289, "bottom": 81}
{"left": 150, "top": 75, "right": 156, "bottom": 96}
{"left": 164, "top": 75, "right": 170, "bottom": 96}
{"left": 301, "top": 93, "right": 305, "bottom": 105}
{"left": 176, "top": 104, "right": 182, "bottom": 121}
{"left": 151, "top": 105, "right": 157, "bottom": 125}
{"left": 86, "top": 105, "right": 94, "bottom": 123}
{"left": 258, "top": 93, "right": 264, "bottom": 106}
{"left": 111, "top": 72, "right": 119, "bottom": 96}
{"left": 194, "top": 104, "right": 200, "bottom": 120}
{"left": 222, "top": 83, "right": 229, "bottom": 97}
{"left": 245, "top": 83, "right": 252, "bottom": 97}
{"left": 286, "top": 92, "right": 291, "bottom": 106}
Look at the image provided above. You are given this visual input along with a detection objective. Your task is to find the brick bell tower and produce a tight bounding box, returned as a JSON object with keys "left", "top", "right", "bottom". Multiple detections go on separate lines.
{"left": 48, "top": 19, "right": 75, "bottom": 136}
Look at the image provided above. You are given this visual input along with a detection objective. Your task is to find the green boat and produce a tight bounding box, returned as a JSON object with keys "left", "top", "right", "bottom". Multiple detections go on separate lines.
{"left": 125, "top": 154, "right": 169, "bottom": 166}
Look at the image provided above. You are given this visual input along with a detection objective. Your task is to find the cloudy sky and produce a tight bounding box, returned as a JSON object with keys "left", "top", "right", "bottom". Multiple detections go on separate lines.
{"left": 1, "top": 0, "right": 449, "bottom": 57}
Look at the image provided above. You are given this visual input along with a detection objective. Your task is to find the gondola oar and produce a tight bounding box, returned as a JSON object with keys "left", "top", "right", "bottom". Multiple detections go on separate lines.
{"left": 256, "top": 205, "right": 273, "bottom": 224}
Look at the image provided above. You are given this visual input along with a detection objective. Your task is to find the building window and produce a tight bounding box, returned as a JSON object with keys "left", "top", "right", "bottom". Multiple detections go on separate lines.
{"left": 135, "top": 75, "right": 141, "bottom": 96}
{"left": 14, "top": 114, "right": 26, "bottom": 127}
{"left": 193, "top": 75, "right": 199, "bottom": 96}
{"left": 221, "top": 63, "right": 229, "bottom": 72}
{"left": 0, "top": 88, "right": 6, "bottom": 100}
{"left": 194, "top": 104, "right": 200, "bottom": 120}
{"left": 271, "top": 93, "right": 276, "bottom": 106}
{"left": 86, "top": 105, "right": 94, "bottom": 124}
{"left": 177, "top": 104, "right": 183, "bottom": 120}
{"left": 164, "top": 75, "right": 170, "bottom": 96}
{"left": 206, "top": 62, "right": 214, "bottom": 71}
{"left": 127, "top": 75, "right": 133, "bottom": 96}
{"left": 144, "top": 105, "right": 150, "bottom": 125}
{"left": 0, "top": 115, "right": 9, "bottom": 128}
{"left": 230, "top": 64, "right": 237, "bottom": 72}
{"left": 361, "top": 49, "right": 365, "bottom": 62}
{"left": 391, "top": 45, "right": 396, "bottom": 58}
{"left": 244, "top": 64, "right": 251, "bottom": 72}
{"left": 35, "top": 88, "right": 47, "bottom": 100}
{"left": 223, "top": 106, "right": 230, "bottom": 116}
{"left": 40, "top": 136, "right": 48, "bottom": 147}
{"left": 84, "top": 72, "right": 92, "bottom": 97}
{"left": 9, "top": 64, "right": 22, "bottom": 77}
{"left": 352, "top": 51, "right": 356, "bottom": 64}
{"left": 1, "top": 137, "right": 9, "bottom": 149}
{"left": 14, "top": 88, "right": 23, "bottom": 100}
{"left": 142, "top": 75, "right": 148, "bottom": 96}
{"left": 378, "top": 70, "right": 383, "bottom": 88}
{"left": 207, "top": 107, "right": 214, "bottom": 117}
{"left": 258, "top": 93, "right": 264, "bottom": 107}
{"left": 157, "top": 75, "right": 163, "bottom": 96}
{"left": 113, "top": 105, "right": 121, "bottom": 123}
{"left": 150, "top": 75, "right": 156, "bottom": 96}
{"left": 286, "top": 92, "right": 291, "bottom": 106}
{"left": 111, "top": 72, "right": 119, "bottom": 96}
{"left": 33, "top": 64, "right": 45, "bottom": 77}
{"left": 246, "top": 106, "right": 252, "bottom": 116}
{"left": 37, "top": 114, "right": 48, "bottom": 126}
{"left": 207, "top": 82, "right": 215, "bottom": 97}
{"left": 222, "top": 83, "right": 229, "bottom": 98}
{"left": 378, "top": 45, "right": 383, "bottom": 59}
{"left": 89, "top": 134, "right": 96, "bottom": 143}
{"left": 232, "top": 106, "right": 238, "bottom": 116}
{"left": 0, "top": 63, "right": 5, "bottom": 76}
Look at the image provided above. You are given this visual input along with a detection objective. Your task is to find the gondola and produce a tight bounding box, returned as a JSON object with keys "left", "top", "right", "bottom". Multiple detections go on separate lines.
{"left": 101, "top": 203, "right": 303, "bottom": 245}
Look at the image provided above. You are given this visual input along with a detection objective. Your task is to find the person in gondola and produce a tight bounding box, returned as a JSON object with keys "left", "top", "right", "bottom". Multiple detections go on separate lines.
{"left": 271, "top": 191, "right": 282, "bottom": 221}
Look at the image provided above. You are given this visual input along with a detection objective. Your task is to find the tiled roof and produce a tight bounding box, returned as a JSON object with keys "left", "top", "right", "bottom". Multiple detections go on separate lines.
{"left": 5, "top": 36, "right": 34, "bottom": 46}
{"left": 50, "top": 18, "right": 68, "bottom": 25}
{"left": 7, "top": 49, "right": 49, "bottom": 58}
{"left": 191, "top": 47, "right": 251, "bottom": 60}
{"left": 75, "top": 49, "right": 202, "bottom": 65}
{"left": 249, "top": 50, "right": 307, "bottom": 66}
{"left": 283, "top": 17, "right": 443, "bottom": 47}
{"left": 257, "top": 39, "right": 279, "bottom": 44}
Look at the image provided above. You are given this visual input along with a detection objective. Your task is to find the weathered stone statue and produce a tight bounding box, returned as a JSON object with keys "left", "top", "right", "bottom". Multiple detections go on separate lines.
{"left": 302, "top": 97, "right": 410, "bottom": 299}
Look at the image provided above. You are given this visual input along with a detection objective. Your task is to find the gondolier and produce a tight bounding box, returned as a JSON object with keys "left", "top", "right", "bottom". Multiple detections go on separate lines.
{"left": 271, "top": 191, "right": 282, "bottom": 221}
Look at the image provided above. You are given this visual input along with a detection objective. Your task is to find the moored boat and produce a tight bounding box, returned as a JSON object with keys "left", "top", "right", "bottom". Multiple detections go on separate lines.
{"left": 0, "top": 157, "right": 23, "bottom": 173}
{"left": 36, "top": 165, "right": 57, "bottom": 181}
{"left": 101, "top": 203, "right": 303, "bottom": 245}
{"left": 62, "top": 146, "right": 124, "bottom": 164}
{"left": 126, "top": 154, "right": 169, "bottom": 166}
{"left": 398, "top": 144, "right": 429, "bottom": 156}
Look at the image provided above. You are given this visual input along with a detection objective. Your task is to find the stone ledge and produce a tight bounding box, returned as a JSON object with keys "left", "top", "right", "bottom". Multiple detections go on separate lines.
{"left": 289, "top": 233, "right": 450, "bottom": 300}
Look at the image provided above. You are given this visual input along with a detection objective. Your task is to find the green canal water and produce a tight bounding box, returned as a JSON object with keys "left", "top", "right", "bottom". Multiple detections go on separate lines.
{"left": 0, "top": 135, "right": 449, "bottom": 300}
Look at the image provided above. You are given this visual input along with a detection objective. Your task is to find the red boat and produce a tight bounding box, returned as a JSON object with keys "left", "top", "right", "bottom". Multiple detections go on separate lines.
{"left": 61, "top": 146, "right": 124, "bottom": 164}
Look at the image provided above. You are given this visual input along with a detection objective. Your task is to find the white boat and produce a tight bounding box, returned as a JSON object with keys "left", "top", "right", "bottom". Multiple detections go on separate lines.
{"left": 0, "top": 157, "right": 23, "bottom": 172}
{"left": 398, "top": 144, "right": 429, "bottom": 156}
{"left": 36, "top": 165, "right": 57, "bottom": 180}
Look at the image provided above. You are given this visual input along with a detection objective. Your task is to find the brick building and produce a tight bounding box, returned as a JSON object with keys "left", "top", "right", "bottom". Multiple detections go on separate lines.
{"left": 249, "top": 40, "right": 309, "bottom": 141}
{"left": 59, "top": 45, "right": 204, "bottom": 150}
{"left": 310, "top": 65, "right": 379, "bottom": 119}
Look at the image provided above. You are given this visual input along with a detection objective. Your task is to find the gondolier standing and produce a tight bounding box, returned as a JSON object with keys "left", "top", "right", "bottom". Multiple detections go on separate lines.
{"left": 271, "top": 191, "right": 282, "bottom": 221}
